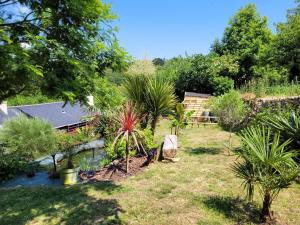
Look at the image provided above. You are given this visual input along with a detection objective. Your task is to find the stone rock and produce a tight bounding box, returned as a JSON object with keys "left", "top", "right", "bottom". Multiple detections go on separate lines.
{"left": 162, "top": 135, "right": 177, "bottom": 158}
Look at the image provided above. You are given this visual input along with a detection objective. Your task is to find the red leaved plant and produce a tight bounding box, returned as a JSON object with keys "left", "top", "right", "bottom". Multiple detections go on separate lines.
{"left": 113, "top": 102, "right": 147, "bottom": 173}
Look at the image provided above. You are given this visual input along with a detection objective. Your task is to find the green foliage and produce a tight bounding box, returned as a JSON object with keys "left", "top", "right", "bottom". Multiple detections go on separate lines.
{"left": 210, "top": 90, "right": 248, "bottom": 130}
{"left": 175, "top": 54, "right": 234, "bottom": 97}
{"left": 152, "top": 58, "right": 165, "bottom": 67}
{"left": 123, "top": 75, "right": 176, "bottom": 132}
{"left": 156, "top": 56, "right": 192, "bottom": 83}
{"left": 104, "top": 140, "right": 126, "bottom": 161}
{"left": 93, "top": 77, "right": 125, "bottom": 111}
{"left": 264, "top": 113, "right": 300, "bottom": 150}
{"left": 7, "top": 93, "right": 59, "bottom": 106}
{"left": 240, "top": 82, "right": 300, "bottom": 98}
{"left": 269, "top": 1, "right": 300, "bottom": 81}
{"left": 212, "top": 4, "right": 273, "bottom": 86}
{"left": 0, "top": 147, "right": 28, "bottom": 181}
{"left": 169, "top": 103, "right": 194, "bottom": 135}
{"left": 55, "top": 129, "right": 93, "bottom": 169}
{"left": 139, "top": 127, "right": 157, "bottom": 150}
{"left": 112, "top": 102, "right": 146, "bottom": 172}
{"left": 79, "top": 157, "right": 98, "bottom": 172}
{"left": 0, "top": 0, "right": 126, "bottom": 103}
{"left": 103, "top": 126, "right": 155, "bottom": 165}
{"left": 232, "top": 126, "right": 299, "bottom": 221}
{"left": 0, "top": 116, "right": 56, "bottom": 160}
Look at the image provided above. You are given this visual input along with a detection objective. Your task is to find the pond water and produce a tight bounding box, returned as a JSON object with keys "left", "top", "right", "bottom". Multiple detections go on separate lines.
{"left": 0, "top": 142, "right": 106, "bottom": 188}
{"left": 1, "top": 172, "right": 63, "bottom": 188}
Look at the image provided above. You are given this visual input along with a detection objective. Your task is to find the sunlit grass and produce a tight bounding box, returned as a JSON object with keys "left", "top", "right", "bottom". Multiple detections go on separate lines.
{"left": 1, "top": 119, "right": 300, "bottom": 224}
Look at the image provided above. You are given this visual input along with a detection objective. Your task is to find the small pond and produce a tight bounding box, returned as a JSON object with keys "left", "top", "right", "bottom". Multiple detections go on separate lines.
{"left": 0, "top": 140, "right": 106, "bottom": 188}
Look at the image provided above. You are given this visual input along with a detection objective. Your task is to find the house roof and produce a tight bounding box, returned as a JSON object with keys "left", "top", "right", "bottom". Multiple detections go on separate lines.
{"left": 184, "top": 92, "right": 212, "bottom": 98}
{"left": 0, "top": 102, "right": 89, "bottom": 128}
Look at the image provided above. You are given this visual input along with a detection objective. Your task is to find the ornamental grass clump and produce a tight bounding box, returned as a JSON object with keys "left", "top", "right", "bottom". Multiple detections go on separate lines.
{"left": 232, "top": 126, "right": 299, "bottom": 223}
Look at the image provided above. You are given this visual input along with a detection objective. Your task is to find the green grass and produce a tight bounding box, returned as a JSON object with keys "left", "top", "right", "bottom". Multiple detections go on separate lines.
{"left": 240, "top": 83, "right": 300, "bottom": 98}
{"left": 1, "top": 120, "right": 300, "bottom": 225}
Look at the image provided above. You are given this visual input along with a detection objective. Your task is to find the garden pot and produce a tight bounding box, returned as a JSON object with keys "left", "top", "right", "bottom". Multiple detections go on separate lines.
{"left": 61, "top": 168, "right": 79, "bottom": 185}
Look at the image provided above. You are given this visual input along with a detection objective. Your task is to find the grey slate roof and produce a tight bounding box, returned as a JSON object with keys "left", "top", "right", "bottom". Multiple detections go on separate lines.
{"left": 184, "top": 92, "right": 212, "bottom": 98}
{"left": 0, "top": 108, "right": 22, "bottom": 126}
{"left": 0, "top": 102, "right": 88, "bottom": 128}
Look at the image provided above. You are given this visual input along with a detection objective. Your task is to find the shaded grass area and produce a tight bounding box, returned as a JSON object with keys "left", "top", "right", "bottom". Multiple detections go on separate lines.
{"left": 0, "top": 182, "right": 124, "bottom": 225}
{"left": 1, "top": 120, "right": 300, "bottom": 224}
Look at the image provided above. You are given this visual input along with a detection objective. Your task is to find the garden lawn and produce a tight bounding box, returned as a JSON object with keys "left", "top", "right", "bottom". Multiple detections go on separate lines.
{"left": 1, "top": 120, "right": 300, "bottom": 225}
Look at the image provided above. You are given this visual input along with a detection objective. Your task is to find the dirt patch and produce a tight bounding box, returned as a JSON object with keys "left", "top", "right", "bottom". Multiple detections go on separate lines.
{"left": 80, "top": 155, "right": 150, "bottom": 182}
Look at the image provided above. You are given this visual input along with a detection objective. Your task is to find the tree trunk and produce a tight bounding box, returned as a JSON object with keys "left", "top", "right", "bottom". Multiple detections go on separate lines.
{"left": 141, "top": 114, "right": 149, "bottom": 129}
{"left": 261, "top": 192, "right": 272, "bottom": 222}
{"left": 151, "top": 117, "right": 158, "bottom": 134}
{"left": 51, "top": 154, "right": 56, "bottom": 173}
{"left": 125, "top": 140, "right": 129, "bottom": 173}
{"left": 228, "top": 126, "right": 233, "bottom": 156}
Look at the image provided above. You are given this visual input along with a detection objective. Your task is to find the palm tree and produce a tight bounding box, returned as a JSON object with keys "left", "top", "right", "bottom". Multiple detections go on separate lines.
{"left": 113, "top": 102, "right": 146, "bottom": 173}
{"left": 265, "top": 112, "right": 300, "bottom": 149}
{"left": 123, "top": 75, "right": 176, "bottom": 133}
{"left": 232, "top": 126, "right": 299, "bottom": 222}
{"left": 145, "top": 76, "right": 177, "bottom": 132}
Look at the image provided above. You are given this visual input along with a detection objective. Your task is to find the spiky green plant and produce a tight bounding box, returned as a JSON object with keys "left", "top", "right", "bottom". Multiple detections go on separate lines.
{"left": 145, "top": 76, "right": 176, "bottom": 132}
{"left": 123, "top": 75, "right": 176, "bottom": 132}
{"left": 113, "top": 102, "right": 146, "bottom": 173}
{"left": 0, "top": 116, "right": 56, "bottom": 160}
{"left": 265, "top": 112, "right": 300, "bottom": 150}
{"left": 232, "top": 126, "right": 299, "bottom": 222}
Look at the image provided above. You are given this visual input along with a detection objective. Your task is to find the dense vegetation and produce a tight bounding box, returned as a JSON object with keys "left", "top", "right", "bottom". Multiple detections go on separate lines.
{"left": 0, "top": 1, "right": 299, "bottom": 225}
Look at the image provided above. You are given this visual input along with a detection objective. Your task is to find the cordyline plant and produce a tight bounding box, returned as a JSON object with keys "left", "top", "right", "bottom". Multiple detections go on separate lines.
{"left": 113, "top": 102, "right": 147, "bottom": 173}
{"left": 232, "top": 126, "right": 299, "bottom": 223}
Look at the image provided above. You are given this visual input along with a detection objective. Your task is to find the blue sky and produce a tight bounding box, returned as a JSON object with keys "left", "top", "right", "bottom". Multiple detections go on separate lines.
{"left": 106, "top": 0, "right": 297, "bottom": 59}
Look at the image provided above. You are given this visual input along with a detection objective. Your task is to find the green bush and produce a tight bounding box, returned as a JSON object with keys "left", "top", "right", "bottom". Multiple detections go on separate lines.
{"left": 240, "top": 81, "right": 300, "bottom": 98}
{"left": 250, "top": 104, "right": 300, "bottom": 127}
{"left": 174, "top": 54, "right": 235, "bottom": 97}
{"left": 93, "top": 77, "right": 125, "bottom": 111}
{"left": 232, "top": 126, "right": 299, "bottom": 222}
{"left": 139, "top": 127, "right": 157, "bottom": 150}
{"left": 0, "top": 148, "right": 28, "bottom": 181}
{"left": 210, "top": 90, "right": 248, "bottom": 131}
{"left": 8, "top": 94, "right": 59, "bottom": 106}
{"left": 0, "top": 116, "right": 56, "bottom": 160}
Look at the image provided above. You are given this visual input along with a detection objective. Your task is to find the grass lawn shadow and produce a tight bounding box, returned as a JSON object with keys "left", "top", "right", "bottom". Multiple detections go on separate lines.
{"left": 0, "top": 181, "right": 125, "bottom": 225}
{"left": 201, "top": 195, "right": 261, "bottom": 224}
{"left": 187, "top": 147, "right": 221, "bottom": 155}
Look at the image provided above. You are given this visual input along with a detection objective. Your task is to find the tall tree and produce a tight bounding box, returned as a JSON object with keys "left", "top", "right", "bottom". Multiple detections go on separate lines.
{"left": 213, "top": 4, "right": 272, "bottom": 87}
{"left": 0, "top": 0, "right": 128, "bottom": 103}
{"left": 270, "top": 0, "right": 300, "bottom": 81}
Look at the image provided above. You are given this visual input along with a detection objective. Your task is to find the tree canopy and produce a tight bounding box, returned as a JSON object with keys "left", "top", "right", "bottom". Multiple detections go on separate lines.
{"left": 0, "top": 0, "right": 129, "bottom": 103}
{"left": 211, "top": 4, "right": 272, "bottom": 87}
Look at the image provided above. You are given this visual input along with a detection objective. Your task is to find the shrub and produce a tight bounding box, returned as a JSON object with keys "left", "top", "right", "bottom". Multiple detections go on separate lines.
{"left": 264, "top": 112, "right": 300, "bottom": 151}
{"left": 232, "top": 126, "right": 299, "bottom": 222}
{"left": 0, "top": 147, "right": 28, "bottom": 181}
{"left": 123, "top": 75, "right": 176, "bottom": 132}
{"left": 169, "top": 103, "right": 194, "bottom": 135}
{"left": 112, "top": 102, "right": 146, "bottom": 173}
{"left": 93, "top": 77, "right": 124, "bottom": 111}
{"left": 0, "top": 116, "right": 56, "bottom": 160}
{"left": 210, "top": 90, "right": 248, "bottom": 152}
{"left": 56, "top": 130, "right": 92, "bottom": 169}
{"left": 174, "top": 54, "right": 235, "bottom": 97}
{"left": 210, "top": 90, "right": 248, "bottom": 131}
